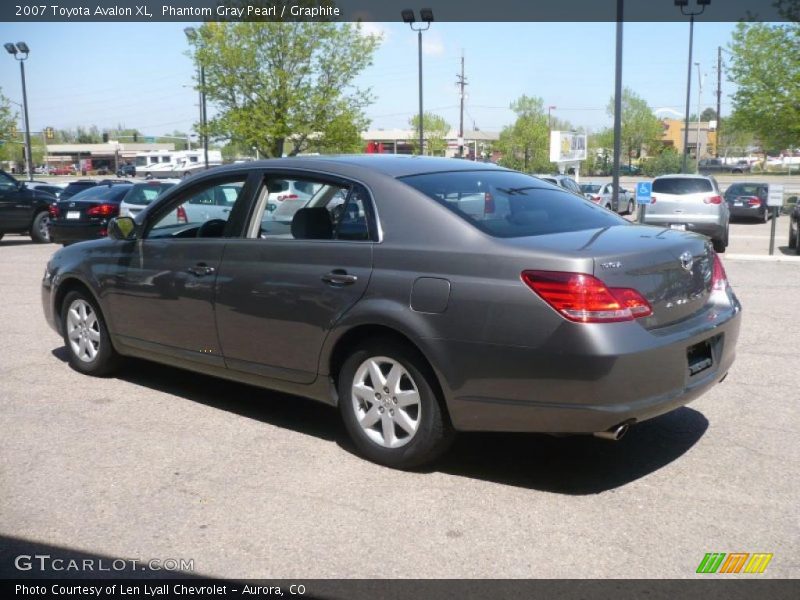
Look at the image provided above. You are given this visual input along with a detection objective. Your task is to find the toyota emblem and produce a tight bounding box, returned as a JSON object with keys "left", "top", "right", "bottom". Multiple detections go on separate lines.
{"left": 679, "top": 251, "right": 693, "bottom": 272}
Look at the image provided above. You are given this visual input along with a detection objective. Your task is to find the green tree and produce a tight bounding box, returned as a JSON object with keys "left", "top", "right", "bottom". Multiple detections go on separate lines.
{"left": 187, "top": 19, "right": 380, "bottom": 158}
{"left": 607, "top": 88, "right": 664, "bottom": 168}
{"left": 495, "top": 95, "right": 552, "bottom": 172}
{"left": 0, "top": 88, "right": 20, "bottom": 162}
{"left": 726, "top": 19, "right": 799, "bottom": 152}
{"left": 409, "top": 112, "right": 450, "bottom": 156}
{"left": 700, "top": 107, "right": 717, "bottom": 122}
{"left": 641, "top": 148, "right": 683, "bottom": 177}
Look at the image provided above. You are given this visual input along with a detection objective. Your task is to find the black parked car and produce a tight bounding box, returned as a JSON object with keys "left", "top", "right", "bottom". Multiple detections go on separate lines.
{"left": 0, "top": 170, "right": 57, "bottom": 243}
{"left": 724, "top": 182, "right": 770, "bottom": 222}
{"left": 41, "top": 156, "right": 741, "bottom": 468}
{"left": 48, "top": 182, "right": 132, "bottom": 245}
{"left": 789, "top": 197, "right": 800, "bottom": 255}
{"left": 117, "top": 164, "right": 136, "bottom": 178}
{"left": 60, "top": 179, "right": 129, "bottom": 201}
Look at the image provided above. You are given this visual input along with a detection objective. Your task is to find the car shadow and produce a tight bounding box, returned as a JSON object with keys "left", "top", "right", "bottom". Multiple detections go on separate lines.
{"left": 50, "top": 348, "right": 708, "bottom": 495}
{"left": 0, "top": 239, "right": 39, "bottom": 247}
{"left": 778, "top": 245, "right": 798, "bottom": 256}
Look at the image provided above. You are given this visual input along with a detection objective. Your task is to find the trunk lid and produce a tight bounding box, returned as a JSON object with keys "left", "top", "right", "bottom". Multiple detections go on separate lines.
{"left": 505, "top": 225, "right": 714, "bottom": 328}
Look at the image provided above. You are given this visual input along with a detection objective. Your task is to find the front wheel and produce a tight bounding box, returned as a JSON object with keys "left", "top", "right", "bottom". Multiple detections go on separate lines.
{"left": 338, "top": 340, "right": 454, "bottom": 469}
{"left": 60, "top": 290, "right": 120, "bottom": 376}
{"left": 30, "top": 211, "right": 50, "bottom": 243}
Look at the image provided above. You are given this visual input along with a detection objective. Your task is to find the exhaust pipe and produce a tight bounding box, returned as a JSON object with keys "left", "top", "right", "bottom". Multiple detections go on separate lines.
{"left": 593, "top": 423, "right": 630, "bottom": 441}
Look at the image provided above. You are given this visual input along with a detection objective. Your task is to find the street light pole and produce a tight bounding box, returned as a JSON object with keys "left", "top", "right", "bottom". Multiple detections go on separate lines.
{"left": 676, "top": 0, "right": 711, "bottom": 174}
{"left": 184, "top": 27, "right": 209, "bottom": 170}
{"left": 402, "top": 9, "right": 433, "bottom": 156}
{"left": 695, "top": 62, "right": 702, "bottom": 172}
{"left": 4, "top": 42, "right": 33, "bottom": 181}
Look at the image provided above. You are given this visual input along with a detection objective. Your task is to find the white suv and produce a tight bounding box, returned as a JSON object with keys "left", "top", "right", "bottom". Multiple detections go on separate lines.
{"left": 644, "top": 174, "right": 729, "bottom": 252}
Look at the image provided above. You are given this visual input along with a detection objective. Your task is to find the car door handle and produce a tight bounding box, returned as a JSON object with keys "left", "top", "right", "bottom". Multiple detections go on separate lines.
{"left": 187, "top": 263, "right": 216, "bottom": 277}
{"left": 321, "top": 270, "right": 358, "bottom": 286}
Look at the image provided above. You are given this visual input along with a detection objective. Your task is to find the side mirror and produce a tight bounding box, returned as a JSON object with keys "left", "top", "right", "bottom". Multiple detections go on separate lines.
{"left": 108, "top": 216, "right": 136, "bottom": 241}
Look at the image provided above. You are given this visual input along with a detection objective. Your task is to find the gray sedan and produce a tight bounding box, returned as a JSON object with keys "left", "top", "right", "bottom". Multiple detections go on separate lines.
{"left": 41, "top": 156, "right": 741, "bottom": 469}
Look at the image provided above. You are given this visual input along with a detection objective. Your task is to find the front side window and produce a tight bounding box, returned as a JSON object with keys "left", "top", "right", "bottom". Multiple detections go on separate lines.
{"left": 401, "top": 170, "right": 626, "bottom": 238}
{"left": 0, "top": 171, "right": 18, "bottom": 190}
{"left": 147, "top": 177, "right": 247, "bottom": 239}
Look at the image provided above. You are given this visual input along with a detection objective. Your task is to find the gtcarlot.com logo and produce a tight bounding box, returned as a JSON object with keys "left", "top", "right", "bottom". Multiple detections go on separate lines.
{"left": 14, "top": 554, "right": 194, "bottom": 573}
{"left": 696, "top": 552, "right": 773, "bottom": 574}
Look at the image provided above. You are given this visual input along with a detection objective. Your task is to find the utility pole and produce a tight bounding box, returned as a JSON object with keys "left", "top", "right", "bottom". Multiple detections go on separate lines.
{"left": 716, "top": 45, "right": 722, "bottom": 158}
{"left": 456, "top": 51, "right": 467, "bottom": 158}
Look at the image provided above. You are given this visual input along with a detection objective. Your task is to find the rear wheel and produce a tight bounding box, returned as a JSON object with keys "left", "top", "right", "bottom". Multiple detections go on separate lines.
{"left": 338, "top": 339, "right": 454, "bottom": 469}
{"left": 626, "top": 199, "right": 635, "bottom": 215}
{"left": 60, "top": 290, "right": 120, "bottom": 376}
{"left": 0, "top": 233, "right": 4, "bottom": 242}
{"left": 30, "top": 211, "right": 50, "bottom": 243}
{"left": 713, "top": 228, "right": 728, "bottom": 253}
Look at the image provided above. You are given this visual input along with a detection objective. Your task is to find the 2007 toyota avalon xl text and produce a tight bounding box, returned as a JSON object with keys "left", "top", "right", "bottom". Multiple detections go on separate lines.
{"left": 42, "top": 156, "right": 741, "bottom": 468}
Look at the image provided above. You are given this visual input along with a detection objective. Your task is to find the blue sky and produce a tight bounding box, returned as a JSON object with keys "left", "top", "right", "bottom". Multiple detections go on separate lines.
{"left": 0, "top": 20, "right": 739, "bottom": 138}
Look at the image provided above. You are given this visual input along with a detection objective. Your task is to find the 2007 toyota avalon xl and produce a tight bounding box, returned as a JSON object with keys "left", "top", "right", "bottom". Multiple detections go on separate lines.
{"left": 42, "top": 156, "right": 741, "bottom": 468}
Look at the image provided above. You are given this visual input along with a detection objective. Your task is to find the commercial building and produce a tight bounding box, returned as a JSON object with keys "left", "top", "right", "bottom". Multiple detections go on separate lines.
{"left": 362, "top": 128, "right": 499, "bottom": 160}
{"left": 661, "top": 118, "right": 718, "bottom": 158}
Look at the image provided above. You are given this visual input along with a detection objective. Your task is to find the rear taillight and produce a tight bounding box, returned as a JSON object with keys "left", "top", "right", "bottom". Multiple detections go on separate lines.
{"left": 711, "top": 252, "right": 728, "bottom": 292}
{"left": 176, "top": 206, "right": 188, "bottom": 223}
{"left": 484, "top": 192, "right": 495, "bottom": 214}
{"left": 521, "top": 270, "right": 653, "bottom": 323}
{"left": 650, "top": 195, "right": 657, "bottom": 204}
{"left": 277, "top": 194, "right": 299, "bottom": 201}
{"left": 592, "top": 195, "right": 601, "bottom": 203}
{"left": 704, "top": 195, "right": 723, "bottom": 205}
{"left": 746, "top": 196, "right": 761, "bottom": 207}
{"left": 86, "top": 203, "right": 119, "bottom": 217}
{"left": 48, "top": 204, "right": 59, "bottom": 218}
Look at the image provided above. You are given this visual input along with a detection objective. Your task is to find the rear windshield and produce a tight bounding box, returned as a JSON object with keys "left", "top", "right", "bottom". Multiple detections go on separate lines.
{"left": 63, "top": 182, "right": 96, "bottom": 194}
{"left": 69, "top": 185, "right": 132, "bottom": 203}
{"left": 725, "top": 183, "right": 766, "bottom": 197}
{"left": 122, "top": 182, "right": 175, "bottom": 206}
{"left": 580, "top": 184, "right": 601, "bottom": 193}
{"left": 400, "top": 170, "right": 626, "bottom": 238}
{"left": 653, "top": 178, "right": 713, "bottom": 194}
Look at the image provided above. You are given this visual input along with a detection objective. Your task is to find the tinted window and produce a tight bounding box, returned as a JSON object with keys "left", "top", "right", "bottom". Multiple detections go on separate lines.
{"left": 401, "top": 170, "right": 626, "bottom": 238}
{"left": 652, "top": 178, "right": 713, "bottom": 194}
{"left": 580, "top": 184, "right": 601, "bottom": 193}
{"left": 63, "top": 182, "right": 96, "bottom": 195}
{"left": 69, "top": 185, "right": 132, "bottom": 202}
{"left": 122, "top": 183, "right": 175, "bottom": 206}
{"left": 0, "top": 172, "right": 18, "bottom": 190}
{"left": 725, "top": 183, "right": 766, "bottom": 198}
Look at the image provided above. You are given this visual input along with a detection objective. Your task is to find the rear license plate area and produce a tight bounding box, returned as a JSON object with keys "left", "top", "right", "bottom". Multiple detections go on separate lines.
{"left": 687, "top": 339, "right": 714, "bottom": 377}
{"left": 670, "top": 224, "right": 687, "bottom": 231}
{"left": 66, "top": 211, "right": 80, "bottom": 219}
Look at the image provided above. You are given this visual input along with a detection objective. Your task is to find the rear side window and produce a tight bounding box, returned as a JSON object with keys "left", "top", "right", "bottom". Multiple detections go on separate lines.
{"left": 653, "top": 178, "right": 713, "bottom": 194}
{"left": 401, "top": 170, "right": 626, "bottom": 238}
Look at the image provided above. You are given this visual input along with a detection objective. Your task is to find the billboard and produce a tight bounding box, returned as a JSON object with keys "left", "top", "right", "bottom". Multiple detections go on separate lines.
{"left": 550, "top": 131, "right": 587, "bottom": 163}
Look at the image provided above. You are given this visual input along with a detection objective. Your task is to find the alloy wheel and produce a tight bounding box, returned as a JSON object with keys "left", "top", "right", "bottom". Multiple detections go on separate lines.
{"left": 66, "top": 299, "right": 101, "bottom": 363}
{"left": 351, "top": 356, "right": 422, "bottom": 449}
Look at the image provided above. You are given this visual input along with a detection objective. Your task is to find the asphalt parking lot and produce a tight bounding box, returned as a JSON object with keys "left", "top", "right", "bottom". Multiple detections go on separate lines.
{"left": 0, "top": 240, "right": 798, "bottom": 579}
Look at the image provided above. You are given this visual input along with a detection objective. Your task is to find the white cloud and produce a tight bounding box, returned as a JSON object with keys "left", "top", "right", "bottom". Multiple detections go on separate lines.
{"left": 357, "top": 21, "right": 389, "bottom": 41}
{"left": 422, "top": 31, "right": 445, "bottom": 56}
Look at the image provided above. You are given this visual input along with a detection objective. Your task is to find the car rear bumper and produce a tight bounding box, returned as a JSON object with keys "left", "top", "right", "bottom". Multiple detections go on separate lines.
{"left": 729, "top": 205, "right": 765, "bottom": 219}
{"left": 642, "top": 215, "right": 726, "bottom": 240}
{"left": 49, "top": 222, "right": 108, "bottom": 244}
{"left": 436, "top": 294, "right": 742, "bottom": 434}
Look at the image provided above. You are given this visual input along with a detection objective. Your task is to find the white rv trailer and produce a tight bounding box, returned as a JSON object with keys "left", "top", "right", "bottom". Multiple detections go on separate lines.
{"left": 134, "top": 149, "right": 223, "bottom": 178}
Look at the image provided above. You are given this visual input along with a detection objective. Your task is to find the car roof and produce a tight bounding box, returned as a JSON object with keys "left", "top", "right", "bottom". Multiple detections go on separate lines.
{"left": 203, "top": 155, "right": 510, "bottom": 179}
{"left": 653, "top": 174, "right": 712, "bottom": 180}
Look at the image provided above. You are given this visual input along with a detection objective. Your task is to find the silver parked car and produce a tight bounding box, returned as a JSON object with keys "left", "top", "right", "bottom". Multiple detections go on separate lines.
{"left": 580, "top": 182, "right": 635, "bottom": 214}
{"left": 644, "top": 174, "right": 730, "bottom": 252}
{"left": 42, "top": 156, "right": 741, "bottom": 469}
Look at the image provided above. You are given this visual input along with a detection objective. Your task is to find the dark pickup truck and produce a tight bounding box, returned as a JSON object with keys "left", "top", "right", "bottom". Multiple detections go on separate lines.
{"left": 698, "top": 158, "right": 752, "bottom": 174}
{"left": 0, "top": 169, "right": 57, "bottom": 243}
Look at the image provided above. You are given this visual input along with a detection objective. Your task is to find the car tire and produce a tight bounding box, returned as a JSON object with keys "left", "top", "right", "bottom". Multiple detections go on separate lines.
{"left": 183, "top": 171, "right": 191, "bottom": 178}
{"left": 713, "top": 227, "right": 728, "bottom": 253}
{"left": 338, "top": 339, "right": 455, "bottom": 469}
{"left": 627, "top": 200, "right": 635, "bottom": 215}
{"left": 60, "top": 290, "right": 120, "bottom": 377}
{"left": 30, "top": 211, "right": 50, "bottom": 243}
{"left": 0, "top": 233, "right": 4, "bottom": 242}
{"left": 789, "top": 221, "right": 797, "bottom": 248}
